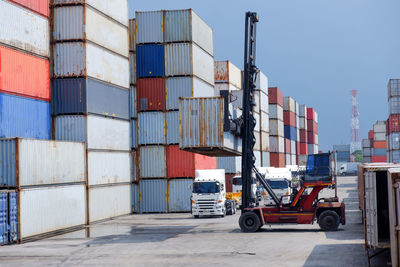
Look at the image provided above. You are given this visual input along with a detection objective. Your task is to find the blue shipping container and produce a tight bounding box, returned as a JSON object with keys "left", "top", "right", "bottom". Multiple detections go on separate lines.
{"left": 52, "top": 78, "right": 130, "bottom": 120}
{"left": 139, "top": 179, "right": 168, "bottom": 213}
{"left": 0, "top": 93, "right": 51, "bottom": 139}
{"left": 131, "top": 120, "right": 137, "bottom": 149}
{"left": 373, "top": 148, "right": 387, "bottom": 156}
{"left": 136, "top": 44, "right": 165, "bottom": 78}
{"left": 0, "top": 191, "right": 8, "bottom": 245}
{"left": 166, "top": 111, "right": 179, "bottom": 144}
{"left": 168, "top": 179, "right": 193, "bottom": 212}
{"left": 130, "top": 86, "right": 137, "bottom": 118}
{"left": 8, "top": 191, "right": 17, "bottom": 243}
{"left": 284, "top": 126, "right": 296, "bottom": 141}
{"left": 132, "top": 183, "right": 140, "bottom": 213}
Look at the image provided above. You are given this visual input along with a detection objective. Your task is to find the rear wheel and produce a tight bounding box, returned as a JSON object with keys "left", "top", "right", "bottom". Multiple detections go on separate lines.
{"left": 239, "top": 212, "right": 261, "bottom": 232}
{"left": 318, "top": 210, "right": 340, "bottom": 231}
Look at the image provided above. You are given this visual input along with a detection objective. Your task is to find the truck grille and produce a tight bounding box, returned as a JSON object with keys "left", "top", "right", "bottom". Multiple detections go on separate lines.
{"left": 197, "top": 199, "right": 216, "bottom": 209}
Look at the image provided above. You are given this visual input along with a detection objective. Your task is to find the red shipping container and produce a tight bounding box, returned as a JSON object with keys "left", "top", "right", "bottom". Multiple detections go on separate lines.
{"left": 296, "top": 142, "right": 300, "bottom": 155}
{"left": 225, "top": 174, "right": 235, "bottom": 193}
{"left": 386, "top": 118, "right": 390, "bottom": 136}
{"left": 167, "top": 146, "right": 216, "bottom": 178}
{"left": 371, "top": 156, "right": 387, "bottom": 163}
{"left": 268, "top": 87, "right": 283, "bottom": 106}
{"left": 373, "top": 141, "right": 387, "bottom": 149}
{"left": 285, "top": 138, "right": 291, "bottom": 154}
{"left": 283, "top": 111, "right": 296, "bottom": 127}
{"left": 9, "top": 0, "right": 49, "bottom": 17}
{"left": 270, "top": 153, "right": 285, "bottom": 167}
{"left": 307, "top": 120, "right": 318, "bottom": 133}
{"left": 300, "top": 129, "right": 307, "bottom": 143}
{"left": 299, "top": 143, "right": 308, "bottom": 155}
{"left": 307, "top": 107, "right": 315, "bottom": 120}
{"left": 137, "top": 78, "right": 166, "bottom": 111}
{"left": 368, "top": 130, "right": 374, "bottom": 139}
{"left": 0, "top": 45, "right": 50, "bottom": 101}
{"left": 307, "top": 131, "right": 315, "bottom": 144}
{"left": 389, "top": 114, "right": 400, "bottom": 133}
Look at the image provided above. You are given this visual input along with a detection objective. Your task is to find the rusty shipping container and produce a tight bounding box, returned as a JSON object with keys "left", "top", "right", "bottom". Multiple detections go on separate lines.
{"left": 129, "top": 19, "right": 136, "bottom": 52}
{"left": 0, "top": 45, "right": 50, "bottom": 101}
{"left": 139, "top": 146, "right": 166, "bottom": 178}
{"left": 214, "top": 61, "right": 242, "bottom": 89}
{"left": 137, "top": 78, "right": 165, "bottom": 111}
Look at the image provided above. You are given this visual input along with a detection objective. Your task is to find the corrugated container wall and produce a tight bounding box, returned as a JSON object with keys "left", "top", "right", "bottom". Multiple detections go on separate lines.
{"left": 137, "top": 78, "right": 165, "bottom": 111}
{"left": 139, "top": 179, "right": 168, "bottom": 213}
{"left": 130, "top": 86, "right": 137, "bottom": 118}
{"left": 135, "top": 11, "right": 163, "bottom": 44}
{"left": 138, "top": 112, "right": 165, "bottom": 145}
{"left": 0, "top": 191, "right": 8, "bottom": 245}
{"left": 0, "top": 45, "right": 50, "bottom": 100}
{"left": 140, "top": 146, "right": 166, "bottom": 178}
{"left": 131, "top": 183, "right": 139, "bottom": 213}
{"left": 168, "top": 179, "right": 193, "bottom": 212}
{"left": 136, "top": 44, "right": 165, "bottom": 78}
{"left": 0, "top": 93, "right": 51, "bottom": 139}
{"left": 131, "top": 120, "right": 137, "bottom": 149}
{"left": 0, "top": 0, "right": 49, "bottom": 57}
{"left": 129, "top": 53, "right": 136, "bottom": 84}
{"left": 129, "top": 19, "right": 136, "bottom": 52}
{"left": 214, "top": 61, "right": 241, "bottom": 88}
{"left": 166, "top": 111, "right": 179, "bottom": 144}
{"left": 0, "top": 139, "right": 85, "bottom": 187}
{"left": 9, "top": 0, "right": 49, "bottom": 17}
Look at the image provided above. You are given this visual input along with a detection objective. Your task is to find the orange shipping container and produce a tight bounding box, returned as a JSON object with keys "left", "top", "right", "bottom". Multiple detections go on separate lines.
{"left": 270, "top": 152, "right": 285, "bottom": 167}
{"left": 9, "top": 0, "right": 49, "bottom": 17}
{"left": 0, "top": 45, "right": 50, "bottom": 101}
{"left": 167, "top": 145, "right": 216, "bottom": 178}
{"left": 373, "top": 141, "right": 387, "bottom": 149}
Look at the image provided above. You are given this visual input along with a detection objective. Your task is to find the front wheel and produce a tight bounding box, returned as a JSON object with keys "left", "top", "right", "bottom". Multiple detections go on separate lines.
{"left": 318, "top": 210, "right": 340, "bottom": 231}
{"left": 239, "top": 212, "right": 261, "bottom": 232}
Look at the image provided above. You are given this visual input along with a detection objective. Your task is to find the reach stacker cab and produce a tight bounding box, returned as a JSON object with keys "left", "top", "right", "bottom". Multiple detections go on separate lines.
{"left": 239, "top": 153, "right": 346, "bottom": 232}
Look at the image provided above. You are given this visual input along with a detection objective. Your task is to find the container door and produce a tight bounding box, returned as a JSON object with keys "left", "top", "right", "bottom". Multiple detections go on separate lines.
{"left": 365, "top": 171, "right": 378, "bottom": 247}
{"left": 388, "top": 177, "right": 400, "bottom": 267}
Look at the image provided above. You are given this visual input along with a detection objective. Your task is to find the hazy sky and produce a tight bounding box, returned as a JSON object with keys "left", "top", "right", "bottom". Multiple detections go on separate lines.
{"left": 130, "top": 0, "right": 400, "bottom": 151}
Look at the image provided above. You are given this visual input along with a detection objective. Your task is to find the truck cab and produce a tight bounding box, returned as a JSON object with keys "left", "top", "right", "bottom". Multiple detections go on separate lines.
{"left": 258, "top": 167, "right": 293, "bottom": 205}
{"left": 191, "top": 169, "right": 227, "bottom": 217}
{"left": 232, "top": 174, "right": 259, "bottom": 202}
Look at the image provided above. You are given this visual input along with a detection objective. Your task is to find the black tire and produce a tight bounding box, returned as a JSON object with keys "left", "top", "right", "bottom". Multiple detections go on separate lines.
{"left": 318, "top": 210, "right": 340, "bottom": 231}
{"left": 194, "top": 215, "right": 199, "bottom": 218}
{"left": 239, "top": 212, "right": 261, "bottom": 232}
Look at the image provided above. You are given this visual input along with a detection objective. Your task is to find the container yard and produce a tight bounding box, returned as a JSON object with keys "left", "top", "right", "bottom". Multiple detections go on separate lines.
{"left": 0, "top": 0, "right": 399, "bottom": 266}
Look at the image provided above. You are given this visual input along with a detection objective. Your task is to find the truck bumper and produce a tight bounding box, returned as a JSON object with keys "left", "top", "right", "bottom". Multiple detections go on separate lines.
{"left": 192, "top": 207, "right": 224, "bottom": 216}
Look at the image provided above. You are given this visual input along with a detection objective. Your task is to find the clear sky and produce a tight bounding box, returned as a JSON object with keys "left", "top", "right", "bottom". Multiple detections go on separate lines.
{"left": 130, "top": 0, "right": 400, "bottom": 151}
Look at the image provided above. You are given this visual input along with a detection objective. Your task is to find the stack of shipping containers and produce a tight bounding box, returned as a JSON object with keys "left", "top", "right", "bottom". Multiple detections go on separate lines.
{"left": 135, "top": 9, "right": 216, "bottom": 213}
{"left": 388, "top": 79, "right": 400, "bottom": 163}
{"left": 307, "top": 108, "right": 319, "bottom": 154}
{"left": 269, "top": 87, "right": 285, "bottom": 167}
{"left": 371, "top": 121, "right": 387, "bottom": 162}
{"left": 294, "top": 102, "right": 300, "bottom": 165}
{"left": 298, "top": 105, "right": 308, "bottom": 165}
{"left": 283, "top": 97, "right": 296, "bottom": 165}
{"left": 51, "top": 0, "right": 132, "bottom": 223}
{"left": 362, "top": 139, "right": 372, "bottom": 163}
{"left": 333, "top": 145, "right": 351, "bottom": 165}
{"left": 255, "top": 72, "right": 270, "bottom": 167}
{"left": 0, "top": 0, "right": 86, "bottom": 244}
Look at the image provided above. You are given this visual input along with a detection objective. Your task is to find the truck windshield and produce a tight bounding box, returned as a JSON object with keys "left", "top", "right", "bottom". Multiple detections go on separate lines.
{"left": 193, "top": 182, "right": 220, "bottom": 194}
{"left": 266, "top": 179, "right": 288, "bottom": 190}
{"left": 232, "top": 178, "right": 242, "bottom": 185}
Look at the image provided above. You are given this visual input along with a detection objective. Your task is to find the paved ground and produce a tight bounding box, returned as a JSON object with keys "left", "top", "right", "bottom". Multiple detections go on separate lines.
{"left": 0, "top": 176, "right": 391, "bottom": 266}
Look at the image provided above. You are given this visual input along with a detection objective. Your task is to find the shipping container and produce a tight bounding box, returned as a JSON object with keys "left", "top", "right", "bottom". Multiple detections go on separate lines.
{"left": 132, "top": 183, "right": 139, "bottom": 213}
{"left": 389, "top": 115, "right": 400, "bottom": 133}
{"left": 139, "top": 146, "right": 166, "bottom": 178}
{"left": 307, "top": 144, "right": 318, "bottom": 155}
{"left": 9, "top": 0, "right": 48, "bottom": 17}
{"left": 388, "top": 79, "right": 400, "bottom": 99}
{"left": 373, "top": 141, "right": 387, "bottom": 149}
{"left": 166, "top": 111, "right": 179, "bottom": 144}
{"left": 299, "top": 117, "right": 307, "bottom": 130}
{"left": 131, "top": 120, "right": 137, "bottom": 149}
{"left": 135, "top": 11, "right": 163, "bottom": 44}
{"left": 168, "top": 179, "right": 193, "bottom": 212}
{"left": 283, "top": 97, "right": 295, "bottom": 112}
{"left": 52, "top": 78, "right": 129, "bottom": 120}
{"left": 371, "top": 156, "right": 387, "bottom": 163}
{"left": 291, "top": 154, "right": 297, "bottom": 165}
{"left": 387, "top": 168, "right": 400, "bottom": 267}
{"left": 298, "top": 154, "right": 308, "bottom": 166}
{"left": 0, "top": 93, "right": 50, "bottom": 139}
{"left": 299, "top": 143, "right": 307, "bottom": 155}
{"left": 374, "top": 132, "right": 386, "bottom": 142}
{"left": 130, "top": 86, "right": 137, "bottom": 118}
{"left": 284, "top": 126, "right": 296, "bottom": 141}
{"left": 269, "top": 104, "right": 283, "bottom": 121}
{"left": 53, "top": 0, "right": 129, "bottom": 26}
{"left": 300, "top": 129, "right": 307, "bottom": 143}
{"left": 254, "top": 151, "right": 261, "bottom": 167}
{"left": 299, "top": 104, "right": 307, "bottom": 117}
{"left": 307, "top": 120, "right": 318, "bottom": 134}
{"left": 283, "top": 111, "right": 296, "bottom": 127}
{"left": 138, "top": 112, "right": 165, "bottom": 145}
{"left": 165, "top": 43, "right": 214, "bottom": 86}
{"left": 53, "top": 5, "right": 128, "bottom": 57}
{"left": 55, "top": 115, "right": 130, "bottom": 151}
{"left": 136, "top": 44, "right": 164, "bottom": 78}
{"left": 388, "top": 133, "right": 400, "bottom": 150}
{"left": 225, "top": 174, "right": 234, "bottom": 192}
{"left": 88, "top": 184, "right": 131, "bottom": 223}
{"left": 291, "top": 140, "right": 296, "bottom": 155}
{"left": 373, "top": 121, "right": 386, "bottom": 133}
{"left": 167, "top": 145, "right": 216, "bottom": 178}
{"left": 284, "top": 138, "right": 291, "bottom": 154}
{"left": 255, "top": 71, "right": 268, "bottom": 95}
{"left": 129, "top": 53, "right": 136, "bottom": 84}
{"left": 217, "top": 157, "right": 241, "bottom": 174}
{"left": 129, "top": 19, "right": 136, "bottom": 52}
{"left": 362, "top": 139, "right": 371, "bottom": 148}
{"left": 270, "top": 153, "right": 285, "bottom": 167}
{"left": 260, "top": 112, "right": 269, "bottom": 132}
{"left": 268, "top": 87, "right": 283, "bottom": 106}
{"left": 307, "top": 131, "right": 316, "bottom": 144}
{"left": 389, "top": 150, "right": 400, "bottom": 163}
{"left": 270, "top": 136, "right": 285, "bottom": 153}
{"left": 19, "top": 184, "right": 86, "bottom": 240}
{"left": 0, "top": 191, "right": 8, "bottom": 245}
{"left": 131, "top": 150, "right": 138, "bottom": 182}
{"left": 363, "top": 148, "right": 372, "bottom": 157}
{"left": 255, "top": 90, "right": 269, "bottom": 114}
{"left": 261, "top": 131, "right": 270, "bottom": 151}
{"left": 0, "top": 0, "right": 49, "bottom": 57}
{"left": 139, "top": 179, "right": 168, "bottom": 213}
{"left": 87, "top": 151, "right": 131, "bottom": 185}
{"left": 0, "top": 45, "right": 50, "bottom": 100}
{"left": 269, "top": 119, "right": 284, "bottom": 137}
{"left": 215, "top": 83, "right": 240, "bottom": 95}
{"left": 373, "top": 148, "right": 386, "bottom": 157}
{"left": 53, "top": 42, "right": 129, "bottom": 88}
{"left": 137, "top": 78, "right": 165, "bottom": 111}
{"left": 307, "top": 108, "right": 316, "bottom": 121}
{"left": 179, "top": 97, "right": 240, "bottom": 156}
{"left": 261, "top": 151, "right": 270, "bottom": 167}
{"left": 333, "top": 144, "right": 351, "bottom": 152}
{"left": 0, "top": 138, "right": 85, "bottom": 187}
{"left": 389, "top": 97, "right": 400, "bottom": 115}
{"left": 214, "top": 61, "right": 241, "bottom": 88}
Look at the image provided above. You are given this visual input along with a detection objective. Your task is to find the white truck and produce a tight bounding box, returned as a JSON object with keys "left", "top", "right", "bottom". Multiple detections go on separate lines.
{"left": 258, "top": 167, "right": 293, "bottom": 205}
{"left": 191, "top": 169, "right": 236, "bottom": 218}
{"left": 339, "top": 162, "right": 360, "bottom": 176}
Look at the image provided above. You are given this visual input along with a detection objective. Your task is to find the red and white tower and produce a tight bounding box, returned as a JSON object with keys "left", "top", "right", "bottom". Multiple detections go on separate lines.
{"left": 350, "top": 90, "right": 361, "bottom": 160}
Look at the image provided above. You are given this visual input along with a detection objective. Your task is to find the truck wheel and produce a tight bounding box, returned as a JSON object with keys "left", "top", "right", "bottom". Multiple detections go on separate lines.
{"left": 318, "top": 210, "right": 340, "bottom": 231}
{"left": 239, "top": 212, "right": 261, "bottom": 232}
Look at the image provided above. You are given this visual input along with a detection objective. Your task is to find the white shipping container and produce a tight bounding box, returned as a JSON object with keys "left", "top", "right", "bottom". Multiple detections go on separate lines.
{"left": 291, "top": 140, "right": 296, "bottom": 154}
{"left": 283, "top": 96, "right": 295, "bottom": 113}
{"left": 374, "top": 132, "right": 386, "bottom": 141}
{"left": 270, "top": 119, "right": 284, "bottom": 137}
{"left": 255, "top": 71, "right": 268, "bottom": 95}
{"left": 255, "top": 112, "right": 260, "bottom": 132}
{"left": 214, "top": 61, "right": 242, "bottom": 89}
{"left": 88, "top": 184, "right": 131, "bottom": 223}
{"left": 87, "top": 151, "right": 131, "bottom": 185}
{"left": 254, "top": 150, "right": 261, "bottom": 167}
{"left": 299, "top": 117, "right": 307, "bottom": 130}
{"left": 256, "top": 90, "right": 269, "bottom": 114}
{"left": 215, "top": 83, "right": 240, "bottom": 94}
{"left": 270, "top": 136, "right": 285, "bottom": 153}
{"left": 0, "top": 0, "right": 49, "bottom": 57}
{"left": 260, "top": 111, "right": 269, "bottom": 132}
{"left": 19, "top": 184, "right": 86, "bottom": 239}
{"left": 254, "top": 131, "right": 261, "bottom": 151}
{"left": 165, "top": 43, "right": 214, "bottom": 86}
{"left": 285, "top": 154, "right": 291, "bottom": 165}
{"left": 53, "top": 5, "right": 129, "bottom": 57}
{"left": 53, "top": 42, "right": 129, "bottom": 88}
{"left": 261, "top": 131, "right": 270, "bottom": 151}
{"left": 269, "top": 104, "right": 284, "bottom": 121}
{"left": 54, "top": 0, "right": 129, "bottom": 26}
{"left": 291, "top": 154, "right": 297, "bottom": 165}
{"left": 55, "top": 115, "right": 130, "bottom": 151}
{"left": 0, "top": 138, "right": 85, "bottom": 187}
{"left": 373, "top": 121, "right": 386, "bottom": 134}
